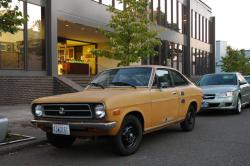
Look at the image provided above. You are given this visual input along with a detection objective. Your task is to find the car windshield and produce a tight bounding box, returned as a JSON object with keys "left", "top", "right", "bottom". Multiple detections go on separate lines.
{"left": 91, "top": 67, "right": 152, "bottom": 88}
{"left": 198, "top": 74, "right": 237, "bottom": 86}
{"left": 245, "top": 77, "right": 250, "bottom": 83}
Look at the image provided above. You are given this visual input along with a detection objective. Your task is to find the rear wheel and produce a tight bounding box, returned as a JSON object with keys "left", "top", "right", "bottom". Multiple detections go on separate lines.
{"left": 180, "top": 105, "right": 196, "bottom": 132}
{"left": 46, "top": 133, "right": 76, "bottom": 148}
{"left": 114, "top": 115, "right": 143, "bottom": 156}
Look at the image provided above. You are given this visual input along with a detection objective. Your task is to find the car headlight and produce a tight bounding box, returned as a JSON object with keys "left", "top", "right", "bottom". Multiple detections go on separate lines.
{"left": 34, "top": 105, "right": 43, "bottom": 117}
{"left": 217, "top": 91, "right": 234, "bottom": 98}
{"left": 94, "top": 104, "right": 105, "bottom": 119}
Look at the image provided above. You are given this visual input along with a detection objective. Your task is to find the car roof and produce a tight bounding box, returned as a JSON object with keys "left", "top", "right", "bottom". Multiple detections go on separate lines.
{"left": 108, "top": 65, "right": 176, "bottom": 71}
{"left": 203, "top": 72, "right": 239, "bottom": 76}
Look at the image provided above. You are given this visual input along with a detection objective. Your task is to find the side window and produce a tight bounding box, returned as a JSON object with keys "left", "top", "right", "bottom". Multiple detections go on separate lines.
{"left": 153, "top": 69, "right": 172, "bottom": 88}
{"left": 171, "top": 70, "right": 189, "bottom": 86}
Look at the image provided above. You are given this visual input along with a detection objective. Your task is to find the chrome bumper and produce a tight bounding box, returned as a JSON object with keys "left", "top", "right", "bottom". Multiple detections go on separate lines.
{"left": 31, "top": 120, "right": 116, "bottom": 131}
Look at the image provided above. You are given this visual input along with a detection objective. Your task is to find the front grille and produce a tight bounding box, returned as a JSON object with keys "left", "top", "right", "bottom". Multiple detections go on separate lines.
{"left": 209, "top": 103, "right": 220, "bottom": 107}
{"left": 42, "top": 104, "right": 93, "bottom": 119}
{"left": 203, "top": 94, "right": 215, "bottom": 100}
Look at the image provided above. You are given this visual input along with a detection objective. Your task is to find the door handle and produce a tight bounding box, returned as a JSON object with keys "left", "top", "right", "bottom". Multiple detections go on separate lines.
{"left": 172, "top": 92, "right": 177, "bottom": 95}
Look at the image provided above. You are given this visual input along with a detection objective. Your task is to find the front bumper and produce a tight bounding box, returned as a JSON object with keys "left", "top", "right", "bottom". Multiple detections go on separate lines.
{"left": 201, "top": 97, "right": 237, "bottom": 110}
{"left": 31, "top": 120, "right": 116, "bottom": 131}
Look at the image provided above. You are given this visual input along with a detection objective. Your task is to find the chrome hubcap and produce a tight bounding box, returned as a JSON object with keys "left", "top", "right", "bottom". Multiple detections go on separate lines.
{"left": 121, "top": 125, "right": 137, "bottom": 148}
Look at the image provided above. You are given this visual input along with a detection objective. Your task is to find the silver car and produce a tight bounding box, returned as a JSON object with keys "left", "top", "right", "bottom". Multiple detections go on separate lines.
{"left": 197, "top": 73, "right": 250, "bottom": 114}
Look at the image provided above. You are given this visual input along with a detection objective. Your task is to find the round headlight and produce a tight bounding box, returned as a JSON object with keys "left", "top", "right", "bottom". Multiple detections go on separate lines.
{"left": 35, "top": 105, "right": 43, "bottom": 117}
{"left": 94, "top": 104, "right": 105, "bottom": 119}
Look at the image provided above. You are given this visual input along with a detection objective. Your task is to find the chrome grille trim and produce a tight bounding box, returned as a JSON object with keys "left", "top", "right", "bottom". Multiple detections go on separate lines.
{"left": 203, "top": 94, "right": 216, "bottom": 100}
{"left": 41, "top": 104, "right": 93, "bottom": 119}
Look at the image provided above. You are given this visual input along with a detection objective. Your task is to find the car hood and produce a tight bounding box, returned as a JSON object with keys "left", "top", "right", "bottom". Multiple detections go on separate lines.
{"left": 200, "top": 85, "right": 238, "bottom": 94}
{"left": 32, "top": 88, "right": 147, "bottom": 104}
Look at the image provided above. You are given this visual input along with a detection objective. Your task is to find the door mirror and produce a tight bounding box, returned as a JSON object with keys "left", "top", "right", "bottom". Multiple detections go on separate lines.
{"left": 158, "top": 82, "right": 170, "bottom": 89}
{"left": 239, "top": 81, "right": 247, "bottom": 85}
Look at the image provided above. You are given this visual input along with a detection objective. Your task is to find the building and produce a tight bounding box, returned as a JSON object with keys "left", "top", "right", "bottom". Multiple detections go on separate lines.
{"left": 0, "top": 0, "right": 215, "bottom": 104}
{"left": 215, "top": 41, "right": 227, "bottom": 73}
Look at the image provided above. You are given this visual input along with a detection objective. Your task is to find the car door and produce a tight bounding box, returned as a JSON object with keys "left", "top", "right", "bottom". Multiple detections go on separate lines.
{"left": 169, "top": 70, "right": 191, "bottom": 118}
{"left": 237, "top": 73, "right": 250, "bottom": 105}
{"left": 150, "top": 68, "right": 179, "bottom": 127}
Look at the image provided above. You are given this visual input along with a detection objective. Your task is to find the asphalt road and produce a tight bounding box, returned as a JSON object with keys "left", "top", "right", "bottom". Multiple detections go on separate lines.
{"left": 1, "top": 109, "right": 250, "bottom": 166}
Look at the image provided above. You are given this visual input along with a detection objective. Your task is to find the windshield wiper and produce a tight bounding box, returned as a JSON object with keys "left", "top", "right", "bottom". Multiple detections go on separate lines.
{"left": 111, "top": 82, "right": 137, "bottom": 89}
{"left": 89, "top": 82, "right": 105, "bottom": 89}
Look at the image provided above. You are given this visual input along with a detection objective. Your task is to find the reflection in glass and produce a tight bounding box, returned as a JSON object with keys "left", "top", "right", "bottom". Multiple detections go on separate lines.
{"left": 27, "top": 3, "right": 45, "bottom": 71}
{"left": 192, "top": 11, "right": 195, "bottom": 38}
{"left": 167, "top": 0, "right": 171, "bottom": 25}
{"left": 102, "top": 0, "right": 112, "bottom": 6}
{"left": 160, "top": 0, "right": 165, "bottom": 26}
{"left": 152, "top": 0, "right": 159, "bottom": 24}
{"left": 115, "top": 0, "right": 123, "bottom": 10}
{"left": 173, "top": 0, "right": 177, "bottom": 24}
{"left": 178, "top": 45, "right": 183, "bottom": 73}
{"left": 178, "top": 2, "right": 182, "bottom": 33}
{"left": 0, "top": 0, "right": 24, "bottom": 69}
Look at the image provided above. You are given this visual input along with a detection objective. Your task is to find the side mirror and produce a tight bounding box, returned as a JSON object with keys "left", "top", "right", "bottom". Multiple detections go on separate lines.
{"left": 158, "top": 82, "right": 170, "bottom": 89}
{"left": 239, "top": 81, "right": 247, "bottom": 85}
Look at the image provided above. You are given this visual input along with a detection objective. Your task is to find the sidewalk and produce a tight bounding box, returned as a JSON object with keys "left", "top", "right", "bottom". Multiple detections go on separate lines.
{"left": 0, "top": 105, "right": 46, "bottom": 154}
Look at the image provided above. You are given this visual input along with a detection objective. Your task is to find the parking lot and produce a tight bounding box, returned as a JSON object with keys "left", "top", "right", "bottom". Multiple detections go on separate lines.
{"left": 1, "top": 108, "right": 250, "bottom": 166}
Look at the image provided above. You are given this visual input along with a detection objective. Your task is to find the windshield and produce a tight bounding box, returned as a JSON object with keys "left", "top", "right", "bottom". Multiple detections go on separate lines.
{"left": 199, "top": 74, "right": 237, "bottom": 86}
{"left": 91, "top": 67, "right": 152, "bottom": 88}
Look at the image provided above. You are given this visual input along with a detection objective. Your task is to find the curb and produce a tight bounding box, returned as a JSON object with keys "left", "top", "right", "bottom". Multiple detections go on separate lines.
{"left": 0, "top": 137, "right": 46, "bottom": 155}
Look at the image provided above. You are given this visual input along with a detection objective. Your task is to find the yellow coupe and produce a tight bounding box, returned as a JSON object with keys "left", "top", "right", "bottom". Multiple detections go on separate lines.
{"left": 31, "top": 66, "right": 203, "bottom": 155}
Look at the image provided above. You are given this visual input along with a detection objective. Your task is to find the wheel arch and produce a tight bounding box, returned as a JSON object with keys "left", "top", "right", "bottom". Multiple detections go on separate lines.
{"left": 125, "top": 111, "right": 145, "bottom": 131}
{"left": 189, "top": 101, "right": 198, "bottom": 113}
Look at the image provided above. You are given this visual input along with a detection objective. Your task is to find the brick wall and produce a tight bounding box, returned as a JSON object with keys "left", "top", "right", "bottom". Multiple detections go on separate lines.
{"left": 0, "top": 76, "right": 77, "bottom": 105}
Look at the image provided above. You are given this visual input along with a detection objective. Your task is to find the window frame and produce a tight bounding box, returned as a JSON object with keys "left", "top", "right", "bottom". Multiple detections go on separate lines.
{"left": 169, "top": 69, "right": 190, "bottom": 87}
{"left": 151, "top": 68, "right": 173, "bottom": 89}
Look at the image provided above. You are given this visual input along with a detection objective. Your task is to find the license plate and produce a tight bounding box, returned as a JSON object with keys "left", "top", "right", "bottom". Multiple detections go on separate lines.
{"left": 202, "top": 101, "right": 209, "bottom": 108}
{"left": 52, "top": 124, "right": 70, "bottom": 135}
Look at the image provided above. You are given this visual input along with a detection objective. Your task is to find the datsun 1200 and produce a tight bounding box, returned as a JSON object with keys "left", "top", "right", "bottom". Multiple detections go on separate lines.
{"left": 31, "top": 66, "right": 203, "bottom": 155}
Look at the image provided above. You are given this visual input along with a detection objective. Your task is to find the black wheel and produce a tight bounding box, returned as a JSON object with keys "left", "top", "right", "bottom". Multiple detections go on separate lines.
{"left": 46, "top": 133, "right": 76, "bottom": 148}
{"left": 114, "top": 115, "right": 143, "bottom": 156}
{"left": 234, "top": 97, "right": 242, "bottom": 114}
{"left": 180, "top": 105, "right": 196, "bottom": 132}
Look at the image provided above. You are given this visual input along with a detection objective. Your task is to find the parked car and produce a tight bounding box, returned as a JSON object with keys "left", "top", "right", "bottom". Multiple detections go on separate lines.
{"left": 31, "top": 66, "right": 203, "bottom": 155}
{"left": 244, "top": 76, "right": 250, "bottom": 84}
{"left": 197, "top": 73, "right": 250, "bottom": 114}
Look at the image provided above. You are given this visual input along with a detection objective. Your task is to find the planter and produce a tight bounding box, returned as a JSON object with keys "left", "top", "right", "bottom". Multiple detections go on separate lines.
{"left": 0, "top": 117, "right": 8, "bottom": 142}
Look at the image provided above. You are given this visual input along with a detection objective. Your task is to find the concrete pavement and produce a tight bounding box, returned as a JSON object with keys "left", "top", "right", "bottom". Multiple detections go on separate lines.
{"left": 0, "top": 108, "right": 250, "bottom": 166}
{"left": 0, "top": 105, "right": 46, "bottom": 154}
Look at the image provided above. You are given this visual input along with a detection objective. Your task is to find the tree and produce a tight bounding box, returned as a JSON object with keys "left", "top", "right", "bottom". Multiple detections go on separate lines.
{"left": 0, "top": 0, "right": 26, "bottom": 35}
{"left": 221, "top": 46, "right": 250, "bottom": 75}
{"left": 92, "top": 0, "right": 162, "bottom": 66}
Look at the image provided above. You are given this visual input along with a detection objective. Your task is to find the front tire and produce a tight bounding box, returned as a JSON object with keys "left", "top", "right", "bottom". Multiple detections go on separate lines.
{"left": 180, "top": 105, "right": 196, "bottom": 132}
{"left": 46, "top": 133, "right": 76, "bottom": 148}
{"left": 114, "top": 115, "right": 143, "bottom": 156}
{"left": 234, "top": 97, "right": 242, "bottom": 114}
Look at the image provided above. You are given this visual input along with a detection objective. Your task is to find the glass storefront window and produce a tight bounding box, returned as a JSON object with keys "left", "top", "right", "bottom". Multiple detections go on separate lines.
{"left": 102, "top": 0, "right": 112, "bottom": 6}
{"left": 152, "top": 0, "right": 159, "bottom": 24}
{"left": 167, "top": 0, "right": 171, "bottom": 25}
{"left": 27, "top": 3, "right": 45, "bottom": 71}
{"left": 115, "top": 0, "right": 123, "bottom": 10}
{"left": 160, "top": 0, "right": 165, "bottom": 26}
{"left": 178, "top": 2, "right": 182, "bottom": 33}
{"left": 173, "top": 0, "right": 177, "bottom": 25}
{"left": 57, "top": 39, "right": 97, "bottom": 75}
{"left": 0, "top": 0, "right": 24, "bottom": 69}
